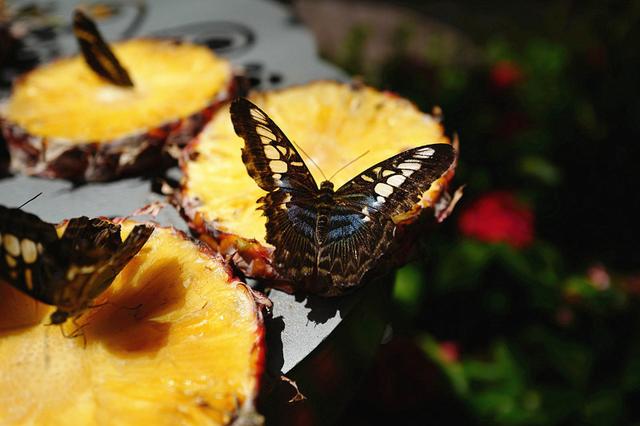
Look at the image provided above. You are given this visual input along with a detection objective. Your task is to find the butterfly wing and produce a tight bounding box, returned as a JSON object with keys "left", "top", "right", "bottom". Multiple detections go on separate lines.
{"left": 50, "top": 218, "right": 153, "bottom": 315}
{"left": 0, "top": 206, "right": 61, "bottom": 302}
{"left": 230, "top": 98, "right": 317, "bottom": 193}
{"left": 315, "top": 201, "right": 397, "bottom": 295}
{"left": 73, "top": 9, "right": 134, "bottom": 87}
{"left": 316, "top": 144, "right": 456, "bottom": 292}
{"left": 335, "top": 144, "right": 456, "bottom": 218}
{"left": 231, "top": 98, "right": 321, "bottom": 282}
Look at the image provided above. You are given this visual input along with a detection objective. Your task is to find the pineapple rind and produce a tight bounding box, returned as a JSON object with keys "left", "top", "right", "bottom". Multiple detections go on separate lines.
{"left": 0, "top": 223, "right": 264, "bottom": 425}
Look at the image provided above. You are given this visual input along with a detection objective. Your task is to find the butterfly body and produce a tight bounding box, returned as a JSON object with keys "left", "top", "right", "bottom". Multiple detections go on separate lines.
{"left": 0, "top": 206, "right": 153, "bottom": 323}
{"left": 231, "top": 98, "right": 455, "bottom": 296}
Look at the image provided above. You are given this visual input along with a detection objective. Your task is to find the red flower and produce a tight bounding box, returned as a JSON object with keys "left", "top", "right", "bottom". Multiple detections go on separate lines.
{"left": 439, "top": 341, "right": 460, "bottom": 363}
{"left": 458, "top": 191, "right": 534, "bottom": 248}
{"left": 587, "top": 263, "right": 610, "bottom": 290}
{"left": 490, "top": 60, "right": 524, "bottom": 89}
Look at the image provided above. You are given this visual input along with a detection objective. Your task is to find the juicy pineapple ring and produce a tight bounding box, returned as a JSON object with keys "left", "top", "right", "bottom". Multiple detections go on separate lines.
{"left": 4, "top": 39, "right": 231, "bottom": 141}
{"left": 181, "top": 81, "right": 451, "bottom": 246}
{"left": 0, "top": 223, "right": 265, "bottom": 425}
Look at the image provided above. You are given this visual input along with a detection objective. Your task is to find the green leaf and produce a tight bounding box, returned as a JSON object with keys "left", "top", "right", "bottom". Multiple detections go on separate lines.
{"left": 435, "top": 239, "right": 494, "bottom": 290}
{"left": 519, "top": 156, "right": 562, "bottom": 186}
{"left": 418, "top": 334, "right": 469, "bottom": 396}
{"left": 393, "top": 263, "right": 425, "bottom": 316}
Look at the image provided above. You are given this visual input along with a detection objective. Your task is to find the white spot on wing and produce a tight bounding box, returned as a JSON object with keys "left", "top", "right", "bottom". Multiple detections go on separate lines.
{"left": 269, "top": 160, "right": 288, "bottom": 173}
{"left": 5, "top": 254, "right": 17, "bottom": 268}
{"left": 387, "top": 174, "right": 406, "bottom": 187}
{"left": 21, "top": 239, "right": 37, "bottom": 264}
{"left": 263, "top": 145, "right": 280, "bottom": 160}
{"left": 361, "top": 206, "right": 372, "bottom": 221}
{"left": 280, "top": 193, "right": 292, "bottom": 210}
{"left": 374, "top": 182, "right": 394, "bottom": 197}
{"left": 414, "top": 147, "right": 435, "bottom": 158}
{"left": 382, "top": 170, "right": 395, "bottom": 177}
{"left": 402, "top": 169, "right": 414, "bottom": 177}
{"left": 256, "top": 126, "right": 274, "bottom": 142}
{"left": 399, "top": 162, "right": 421, "bottom": 170}
{"left": 3, "top": 234, "right": 20, "bottom": 257}
{"left": 66, "top": 266, "right": 78, "bottom": 281}
{"left": 361, "top": 174, "right": 374, "bottom": 183}
{"left": 25, "top": 269, "right": 33, "bottom": 290}
{"left": 250, "top": 109, "right": 265, "bottom": 121}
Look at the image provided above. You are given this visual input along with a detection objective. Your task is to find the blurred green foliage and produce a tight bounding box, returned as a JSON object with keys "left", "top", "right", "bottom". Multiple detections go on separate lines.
{"left": 331, "top": 1, "right": 640, "bottom": 424}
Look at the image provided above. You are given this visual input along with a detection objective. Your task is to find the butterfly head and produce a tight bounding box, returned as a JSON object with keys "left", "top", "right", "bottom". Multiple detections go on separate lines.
{"left": 319, "top": 181, "right": 335, "bottom": 192}
{"left": 49, "top": 309, "right": 70, "bottom": 325}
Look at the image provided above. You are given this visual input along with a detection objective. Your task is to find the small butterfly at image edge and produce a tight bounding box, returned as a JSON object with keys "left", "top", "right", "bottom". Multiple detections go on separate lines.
{"left": 0, "top": 206, "right": 153, "bottom": 324}
{"left": 230, "top": 97, "right": 455, "bottom": 296}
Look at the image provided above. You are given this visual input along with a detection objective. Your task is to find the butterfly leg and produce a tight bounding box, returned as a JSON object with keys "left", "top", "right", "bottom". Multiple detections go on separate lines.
{"left": 87, "top": 301, "right": 109, "bottom": 309}
{"left": 60, "top": 316, "right": 89, "bottom": 348}
{"left": 115, "top": 302, "right": 143, "bottom": 311}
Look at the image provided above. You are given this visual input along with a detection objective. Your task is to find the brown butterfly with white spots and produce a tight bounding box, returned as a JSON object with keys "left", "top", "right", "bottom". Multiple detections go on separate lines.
{"left": 230, "top": 98, "right": 455, "bottom": 296}
{"left": 0, "top": 206, "right": 153, "bottom": 324}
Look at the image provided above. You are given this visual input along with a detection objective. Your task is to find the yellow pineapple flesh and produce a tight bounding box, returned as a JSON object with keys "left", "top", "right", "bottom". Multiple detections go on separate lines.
{"left": 0, "top": 222, "right": 265, "bottom": 425}
{"left": 4, "top": 39, "right": 231, "bottom": 141}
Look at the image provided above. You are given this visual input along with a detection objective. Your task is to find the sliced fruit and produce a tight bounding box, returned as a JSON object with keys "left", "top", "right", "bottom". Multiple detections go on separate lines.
{"left": 177, "top": 81, "right": 458, "bottom": 286}
{"left": 1, "top": 39, "right": 234, "bottom": 181}
{"left": 0, "top": 221, "right": 266, "bottom": 425}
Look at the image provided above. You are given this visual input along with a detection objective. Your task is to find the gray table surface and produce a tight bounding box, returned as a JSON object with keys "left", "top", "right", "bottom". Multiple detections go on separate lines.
{"left": 0, "top": 0, "right": 375, "bottom": 375}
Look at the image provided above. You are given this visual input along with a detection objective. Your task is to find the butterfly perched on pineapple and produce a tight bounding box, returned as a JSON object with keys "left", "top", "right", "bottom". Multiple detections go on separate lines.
{"left": 230, "top": 97, "right": 455, "bottom": 295}
{"left": 0, "top": 206, "right": 153, "bottom": 324}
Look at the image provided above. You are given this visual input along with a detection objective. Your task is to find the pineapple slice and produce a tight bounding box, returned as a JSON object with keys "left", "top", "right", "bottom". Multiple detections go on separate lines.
{"left": 0, "top": 222, "right": 266, "bottom": 425}
{"left": 178, "top": 81, "right": 457, "bottom": 285}
{"left": 1, "top": 39, "right": 234, "bottom": 181}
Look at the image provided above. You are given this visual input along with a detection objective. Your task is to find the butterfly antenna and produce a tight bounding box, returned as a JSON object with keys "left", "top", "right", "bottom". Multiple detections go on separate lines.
{"left": 18, "top": 192, "right": 43, "bottom": 209}
{"left": 290, "top": 139, "right": 328, "bottom": 181}
{"left": 328, "top": 150, "right": 370, "bottom": 181}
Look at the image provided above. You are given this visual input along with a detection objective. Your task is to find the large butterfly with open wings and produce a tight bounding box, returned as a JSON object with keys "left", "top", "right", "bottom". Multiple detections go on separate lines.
{"left": 230, "top": 98, "right": 455, "bottom": 296}
{"left": 0, "top": 206, "right": 153, "bottom": 324}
